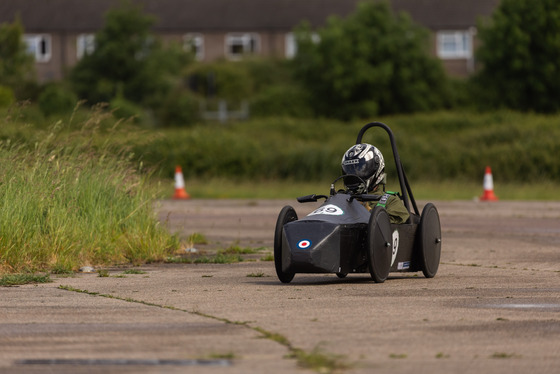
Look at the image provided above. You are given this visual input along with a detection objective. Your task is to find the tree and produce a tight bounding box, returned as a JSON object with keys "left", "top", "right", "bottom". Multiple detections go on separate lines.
{"left": 70, "top": 0, "right": 191, "bottom": 106}
{"left": 474, "top": 0, "right": 560, "bottom": 113}
{"left": 0, "top": 17, "right": 36, "bottom": 97}
{"left": 292, "top": 1, "right": 449, "bottom": 120}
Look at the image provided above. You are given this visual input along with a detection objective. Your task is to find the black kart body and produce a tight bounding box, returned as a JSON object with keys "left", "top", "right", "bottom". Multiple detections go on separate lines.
{"left": 281, "top": 193, "right": 419, "bottom": 274}
{"left": 274, "top": 122, "right": 442, "bottom": 283}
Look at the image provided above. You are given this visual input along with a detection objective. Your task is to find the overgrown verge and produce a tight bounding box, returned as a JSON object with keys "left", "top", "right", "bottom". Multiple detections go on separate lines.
{"left": 0, "top": 113, "right": 179, "bottom": 274}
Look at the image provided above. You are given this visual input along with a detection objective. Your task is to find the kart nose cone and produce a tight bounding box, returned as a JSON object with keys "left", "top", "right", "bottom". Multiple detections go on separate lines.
{"left": 283, "top": 221, "right": 341, "bottom": 273}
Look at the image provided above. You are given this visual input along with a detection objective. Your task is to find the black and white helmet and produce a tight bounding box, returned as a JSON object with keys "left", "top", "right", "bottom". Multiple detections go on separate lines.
{"left": 341, "top": 143, "right": 385, "bottom": 193}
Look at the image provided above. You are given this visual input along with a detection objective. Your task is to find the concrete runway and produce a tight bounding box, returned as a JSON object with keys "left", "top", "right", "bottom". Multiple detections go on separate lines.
{"left": 1, "top": 199, "right": 559, "bottom": 373}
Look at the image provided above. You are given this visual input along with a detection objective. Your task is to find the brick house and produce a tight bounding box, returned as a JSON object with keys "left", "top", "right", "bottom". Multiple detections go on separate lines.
{"left": 0, "top": 0, "right": 499, "bottom": 82}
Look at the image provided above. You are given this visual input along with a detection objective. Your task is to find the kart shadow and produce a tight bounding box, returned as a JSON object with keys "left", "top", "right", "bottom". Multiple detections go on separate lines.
{"left": 254, "top": 274, "right": 420, "bottom": 286}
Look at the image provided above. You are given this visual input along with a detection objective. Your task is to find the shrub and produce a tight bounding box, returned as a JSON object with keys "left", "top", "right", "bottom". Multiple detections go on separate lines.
{"left": 109, "top": 95, "right": 146, "bottom": 124}
{"left": 0, "top": 85, "right": 15, "bottom": 107}
{"left": 38, "top": 84, "right": 78, "bottom": 117}
{"left": 157, "top": 90, "right": 200, "bottom": 127}
{"left": 250, "top": 84, "right": 312, "bottom": 118}
{"left": 185, "top": 58, "right": 315, "bottom": 119}
{"left": 186, "top": 61, "right": 253, "bottom": 104}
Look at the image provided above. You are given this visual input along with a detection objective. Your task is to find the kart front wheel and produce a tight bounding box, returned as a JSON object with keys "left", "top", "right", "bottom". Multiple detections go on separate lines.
{"left": 366, "top": 206, "right": 392, "bottom": 283}
{"left": 418, "top": 203, "right": 442, "bottom": 278}
{"left": 274, "top": 206, "right": 298, "bottom": 283}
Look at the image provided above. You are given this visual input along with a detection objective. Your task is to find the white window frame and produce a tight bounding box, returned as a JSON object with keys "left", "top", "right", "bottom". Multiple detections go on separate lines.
{"left": 183, "top": 33, "right": 204, "bottom": 61}
{"left": 77, "top": 34, "right": 95, "bottom": 59}
{"left": 225, "top": 33, "right": 260, "bottom": 60}
{"left": 437, "top": 30, "right": 472, "bottom": 59}
{"left": 285, "top": 33, "right": 297, "bottom": 59}
{"left": 24, "top": 34, "right": 52, "bottom": 63}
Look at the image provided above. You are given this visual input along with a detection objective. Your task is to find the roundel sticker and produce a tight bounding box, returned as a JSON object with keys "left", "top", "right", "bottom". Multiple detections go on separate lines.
{"left": 297, "top": 240, "right": 312, "bottom": 249}
{"left": 308, "top": 204, "right": 344, "bottom": 216}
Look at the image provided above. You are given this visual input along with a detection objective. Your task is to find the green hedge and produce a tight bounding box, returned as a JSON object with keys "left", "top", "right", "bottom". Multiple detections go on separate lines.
{"left": 132, "top": 111, "right": 560, "bottom": 184}
{"left": 2, "top": 109, "right": 559, "bottom": 184}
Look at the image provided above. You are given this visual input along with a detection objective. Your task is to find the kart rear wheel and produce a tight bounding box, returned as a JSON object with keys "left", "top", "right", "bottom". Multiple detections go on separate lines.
{"left": 274, "top": 206, "right": 298, "bottom": 283}
{"left": 418, "top": 203, "right": 442, "bottom": 278}
{"left": 366, "top": 206, "right": 392, "bottom": 283}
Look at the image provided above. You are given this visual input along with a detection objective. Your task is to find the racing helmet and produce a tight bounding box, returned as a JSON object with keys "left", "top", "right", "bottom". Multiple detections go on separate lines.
{"left": 341, "top": 143, "right": 385, "bottom": 193}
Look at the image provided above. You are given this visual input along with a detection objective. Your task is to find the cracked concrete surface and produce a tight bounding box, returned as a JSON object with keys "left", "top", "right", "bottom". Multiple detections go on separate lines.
{"left": 1, "top": 199, "right": 559, "bottom": 373}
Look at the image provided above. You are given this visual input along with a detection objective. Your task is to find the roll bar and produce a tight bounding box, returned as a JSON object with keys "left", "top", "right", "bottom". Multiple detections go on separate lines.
{"left": 356, "top": 122, "right": 419, "bottom": 216}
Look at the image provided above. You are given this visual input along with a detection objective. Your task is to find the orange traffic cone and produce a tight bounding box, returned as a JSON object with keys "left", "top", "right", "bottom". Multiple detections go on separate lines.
{"left": 480, "top": 166, "right": 498, "bottom": 201}
{"left": 173, "top": 165, "right": 191, "bottom": 200}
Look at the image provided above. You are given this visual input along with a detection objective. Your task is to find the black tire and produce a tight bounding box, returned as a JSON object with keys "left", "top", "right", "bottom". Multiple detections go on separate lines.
{"left": 336, "top": 272, "right": 348, "bottom": 279}
{"left": 366, "top": 206, "right": 393, "bottom": 283}
{"left": 274, "top": 206, "right": 298, "bottom": 283}
{"left": 418, "top": 203, "right": 442, "bottom": 278}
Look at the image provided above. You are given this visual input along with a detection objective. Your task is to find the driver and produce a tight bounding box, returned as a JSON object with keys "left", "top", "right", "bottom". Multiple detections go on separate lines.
{"left": 341, "top": 143, "right": 409, "bottom": 224}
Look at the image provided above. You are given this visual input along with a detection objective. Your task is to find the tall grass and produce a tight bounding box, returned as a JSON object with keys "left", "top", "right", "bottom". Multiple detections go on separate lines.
{"left": 0, "top": 113, "right": 179, "bottom": 274}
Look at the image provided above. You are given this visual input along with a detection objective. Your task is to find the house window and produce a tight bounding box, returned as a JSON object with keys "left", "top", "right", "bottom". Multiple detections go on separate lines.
{"left": 437, "top": 31, "right": 472, "bottom": 59}
{"left": 285, "top": 32, "right": 321, "bottom": 59}
{"left": 225, "top": 33, "right": 259, "bottom": 59}
{"left": 24, "top": 34, "right": 52, "bottom": 62}
{"left": 77, "top": 34, "right": 95, "bottom": 59}
{"left": 183, "top": 34, "right": 204, "bottom": 61}
{"left": 285, "top": 33, "right": 297, "bottom": 58}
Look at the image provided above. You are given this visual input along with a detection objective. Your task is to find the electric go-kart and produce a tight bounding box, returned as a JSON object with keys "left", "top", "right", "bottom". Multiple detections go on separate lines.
{"left": 274, "top": 122, "right": 441, "bottom": 283}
